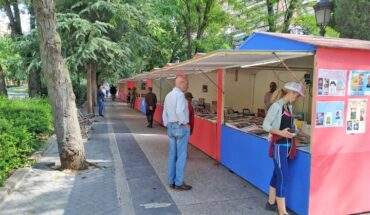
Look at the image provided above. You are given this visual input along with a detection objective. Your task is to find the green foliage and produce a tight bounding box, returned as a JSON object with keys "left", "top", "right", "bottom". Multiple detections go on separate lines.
{"left": 332, "top": 0, "right": 370, "bottom": 40}
{"left": 0, "top": 97, "right": 53, "bottom": 186}
{"left": 229, "top": 0, "right": 317, "bottom": 34}
{"left": 57, "top": 13, "right": 128, "bottom": 73}
{"left": 0, "top": 36, "right": 23, "bottom": 78}
{"left": 55, "top": 0, "right": 165, "bottom": 82}
{"left": 152, "top": 0, "right": 231, "bottom": 61}
{"left": 13, "top": 31, "right": 42, "bottom": 74}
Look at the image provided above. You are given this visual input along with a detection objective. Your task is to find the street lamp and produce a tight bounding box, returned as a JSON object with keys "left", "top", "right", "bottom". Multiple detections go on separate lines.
{"left": 313, "top": 0, "right": 334, "bottom": 36}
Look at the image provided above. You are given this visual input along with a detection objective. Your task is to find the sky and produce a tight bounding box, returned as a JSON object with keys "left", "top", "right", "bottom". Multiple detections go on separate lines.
{"left": 0, "top": 4, "right": 31, "bottom": 35}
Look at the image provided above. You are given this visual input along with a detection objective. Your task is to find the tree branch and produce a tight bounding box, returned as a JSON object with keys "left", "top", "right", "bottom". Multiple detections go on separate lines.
{"left": 282, "top": 0, "right": 298, "bottom": 33}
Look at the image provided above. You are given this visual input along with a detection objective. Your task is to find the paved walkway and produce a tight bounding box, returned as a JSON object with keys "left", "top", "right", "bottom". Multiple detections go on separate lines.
{"left": 0, "top": 101, "right": 275, "bottom": 215}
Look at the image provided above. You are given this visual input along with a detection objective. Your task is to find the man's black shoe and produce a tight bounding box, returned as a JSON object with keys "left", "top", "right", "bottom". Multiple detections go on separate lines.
{"left": 175, "top": 183, "right": 192, "bottom": 191}
{"left": 169, "top": 183, "right": 175, "bottom": 189}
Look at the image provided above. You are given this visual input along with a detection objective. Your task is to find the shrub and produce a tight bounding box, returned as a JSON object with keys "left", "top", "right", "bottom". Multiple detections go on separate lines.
{"left": 0, "top": 97, "right": 53, "bottom": 186}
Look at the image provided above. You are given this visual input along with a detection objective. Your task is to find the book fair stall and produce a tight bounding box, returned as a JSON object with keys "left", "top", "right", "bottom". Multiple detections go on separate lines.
{"left": 118, "top": 32, "right": 370, "bottom": 215}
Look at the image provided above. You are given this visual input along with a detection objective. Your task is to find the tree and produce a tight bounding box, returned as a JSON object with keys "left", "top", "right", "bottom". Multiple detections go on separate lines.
{"left": 153, "top": 0, "right": 230, "bottom": 61}
{"left": 33, "top": 0, "right": 87, "bottom": 170}
{"left": 57, "top": 12, "right": 129, "bottom": 113}
{"left": 332, "top": 0, "right": 370, "bottom": 40}
{"left": 229, "top": 0, "right": 313, "bottom": 34}
{"left": 11, "top": 31, "right": 43, "bottom": 97}
{"left": 0, "top": 36, "right": 21, "bottom": 96}
{"left": 1, "top": 0, "right": 22, "bottom": 36}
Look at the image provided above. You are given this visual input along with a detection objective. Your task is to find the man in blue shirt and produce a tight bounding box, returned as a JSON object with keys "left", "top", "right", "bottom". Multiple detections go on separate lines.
{"left": 163, "top": 76, "right": 192, "bottom": 191}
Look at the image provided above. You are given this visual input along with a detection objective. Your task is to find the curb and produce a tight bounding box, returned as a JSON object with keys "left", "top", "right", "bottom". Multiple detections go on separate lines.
{"left": 0, "top": 134, "right": 57, "bottom": 205}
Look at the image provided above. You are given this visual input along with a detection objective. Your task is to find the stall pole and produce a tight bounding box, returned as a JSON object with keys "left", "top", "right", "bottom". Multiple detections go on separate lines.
{"left": 216, "top": 68, "right": 224, "bottom": 161}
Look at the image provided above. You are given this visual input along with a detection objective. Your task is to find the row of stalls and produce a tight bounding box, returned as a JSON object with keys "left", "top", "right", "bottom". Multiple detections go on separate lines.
{"left": 117, "top": 32, "right": 370, "bottom": 215}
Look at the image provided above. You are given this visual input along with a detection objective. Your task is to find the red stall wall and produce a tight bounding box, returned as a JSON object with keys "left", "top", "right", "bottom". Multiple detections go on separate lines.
{"left": 127, "top": 81, "right": 136, "bottom": 89}
{"left": 154, "top": 104, "right": 164, "bottom": 125}
{"left": 135, "top": 98, "right": 141, "bottom": 111}
{"left": 146, "top": 80, "right": 152, "bottom": 88}
{"left": 189, "top": 117, "right": 218, "bottom": 160}
{"left": 118, "top": 82, "right": 126, "bottom": 101}
{"left": 310, "top": 47, "right": 370, "bottom": 215}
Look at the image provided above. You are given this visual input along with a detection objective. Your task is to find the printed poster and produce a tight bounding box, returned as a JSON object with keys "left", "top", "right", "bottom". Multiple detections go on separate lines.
{"left": 346, "top": 98, "right": 367, "bottom": 134}
{"left": 315, "top": 101, "right": 345, "bottom": 128}
{"left": 317, "top": 69, "right": 347, "bottom": 96}
{"left": 348, "top": 70, "right": 370, "bottom": 96}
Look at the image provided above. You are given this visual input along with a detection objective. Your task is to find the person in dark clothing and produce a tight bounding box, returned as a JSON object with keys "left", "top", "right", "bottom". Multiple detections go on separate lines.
{"left": 110, "top": 85, "right": 117, "bottom": 101}
{"left": 185, "top": 92, "right": 194, "bottom": 135}
{"left": 97, "top": 84, "right": 105, "bottom": 117}
{"left": 127, "top": 88, "right": 131, "bottom": 106}
{"left": 145, "top": 87, "right": 157, "bottom": 128}
{"left": 130, "top": 87, "right": 138, "bottom": 110}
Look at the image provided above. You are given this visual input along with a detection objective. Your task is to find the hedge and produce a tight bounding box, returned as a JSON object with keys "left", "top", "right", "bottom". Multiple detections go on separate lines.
{"left": 0, "top": 97, "right": 53, "bottom": 186}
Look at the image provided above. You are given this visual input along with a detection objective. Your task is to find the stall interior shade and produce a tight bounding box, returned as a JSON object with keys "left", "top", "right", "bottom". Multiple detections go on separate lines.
{"left": 222, "top": 55, "right": 314, "bottom": 123}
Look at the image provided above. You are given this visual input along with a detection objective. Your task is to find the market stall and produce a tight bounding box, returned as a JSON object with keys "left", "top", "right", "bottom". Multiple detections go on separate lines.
{"left": 185, "top": 71, "right": 219, "bottom": 159}
{"left": 146, "top": 50, "right": 310, "bottom": 163}
{"left": 118, "top": 32, "right": 370, "bottom": 215}
{"left": 117, "top": 80, "right": 135, "bottom": 102}
{"left": 220, "top": 32, "right": 370, "bottom": 215}
{"left": 221, "top": 59, "right": 313, "bottom": 215}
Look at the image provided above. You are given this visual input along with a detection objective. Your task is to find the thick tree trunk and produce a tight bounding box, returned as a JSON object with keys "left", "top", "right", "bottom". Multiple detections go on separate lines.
{"left": 92, "top": 63, "right": 97, "bottom": 109}
{"left": 0, "top": 66, "right": 8, "bottom": 96}
{"left": 87, "top": 62, "right": 93, "bottom": 114}
{"left": 33, "top": 0, "right": 86, "bottom": 170}
{"left": 28, "top": 69, "right": 41, "bottom": 97}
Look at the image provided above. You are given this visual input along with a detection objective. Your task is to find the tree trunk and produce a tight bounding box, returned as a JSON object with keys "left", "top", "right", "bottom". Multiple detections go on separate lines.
{"left": 0, "top": 66, "right": 8, "bottom": 96}
{"left": 2, "top": 0, "right": 22, "bottom": 36}
{"left": 12, "top": 0, "right": 22, "bottom": 34}
{"left": 194, "top": 0, "right": 214, "bottom": 54}
{"left": 28, "top": 0, "right": 42, "bottom": 97}
{"left": 87, "top": 62, "right": 93, "bottom": 114}
{"left": 28, "top": 69, "right": 41, "bottom": 97}
{"left": 183, "top": 0, "right": 193, "bottom": 60}
{"left": 92, "top": 63, "right": 97, "bottom": 110}
{"left": 282, "top": 0, "right": 298, "bottom": 33}
{"left": 33, "top": 0, "right": 86, "bottom": 170}
{"left": 266, "top": 0, "right": 277, "bottom": 32}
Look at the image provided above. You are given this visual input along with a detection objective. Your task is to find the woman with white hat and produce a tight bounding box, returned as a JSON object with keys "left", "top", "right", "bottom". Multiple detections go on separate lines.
{"left": 262, "top": 82, "right": 305, "bottom": 215}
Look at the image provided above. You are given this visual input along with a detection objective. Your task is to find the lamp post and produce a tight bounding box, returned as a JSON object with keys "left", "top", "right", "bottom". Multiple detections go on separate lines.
{"left": 313, "top": 0, "right": 334, "bottom": 36}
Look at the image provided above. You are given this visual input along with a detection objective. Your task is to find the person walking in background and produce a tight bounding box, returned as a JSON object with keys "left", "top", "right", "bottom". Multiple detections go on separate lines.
{"left": 145, "top": 87, "right": 157, "bottom": 128}
{"left": 127, "top": 88, "right": 132, "bottom": 107}
{"left": 163, "top": 76, "right": 192, "bottom": 191}
{"left": 110, "top": 85, "right": 117, "bottom": 101}
{"left": 262, "top": 82, "right": 304, "bottom": 215}
{"left": 185, "top": 92, "right": 194, "bottom": 135}
{"left": 105, "top": 85, "right": 110, "bottom": 98}
{"left": 264, "top": 82, "right": 277, "bottom": 112}
{"left": 130, "top": 87, "right": 138, "bottom": 110}
{"left": 97, "top": 84, "right": 105, "bottom": 117}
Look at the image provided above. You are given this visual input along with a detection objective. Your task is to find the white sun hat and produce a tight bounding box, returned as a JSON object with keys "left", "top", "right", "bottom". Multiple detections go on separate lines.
{"left": 284, "top": 82, "right": 305, "bottom": 97}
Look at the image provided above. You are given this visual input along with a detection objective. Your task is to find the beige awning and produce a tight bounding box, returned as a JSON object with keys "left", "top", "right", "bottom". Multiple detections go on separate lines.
{"left": 121, "top": 50, "right": 313, "bottom": 81}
